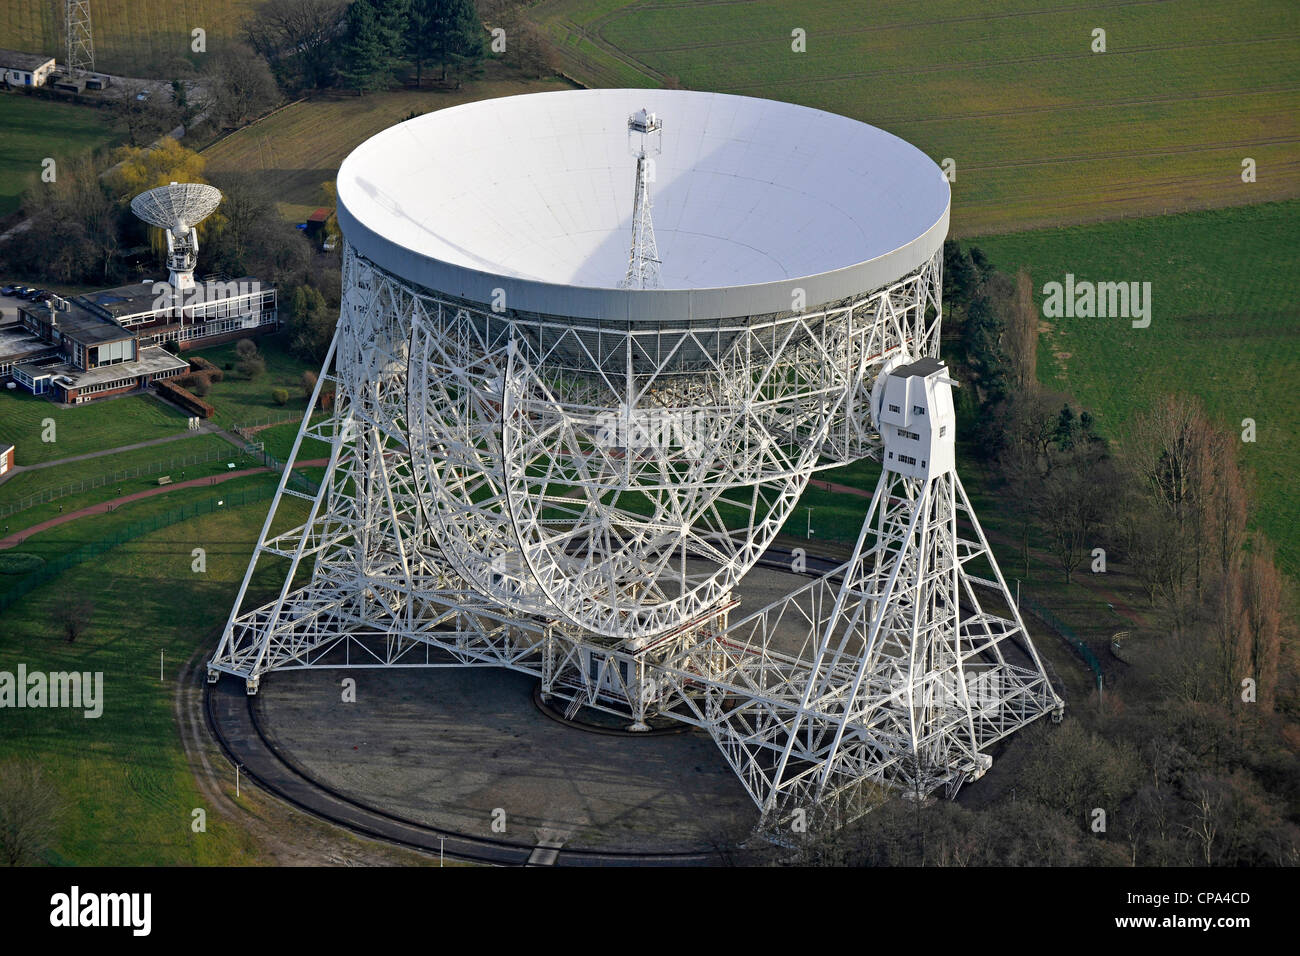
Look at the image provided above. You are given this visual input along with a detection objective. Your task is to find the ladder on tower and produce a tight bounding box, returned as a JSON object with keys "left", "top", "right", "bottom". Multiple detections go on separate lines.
{"left": 563, "top": 691, "right": 585, "bottom": 720}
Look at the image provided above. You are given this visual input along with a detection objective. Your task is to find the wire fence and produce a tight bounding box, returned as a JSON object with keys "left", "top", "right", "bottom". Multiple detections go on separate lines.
{"left": 0, "top": 486, "right": 278, "bottom": 614}
{"left": 1018, "top": 590, "right": 1106, "bottom": 690}
{"left": 243, "top": 445, "right": 320, "bottom": 496}
{"left": 231, "top": 413, "right": 314, "bottom": 439}
{"left": 0, "top": 446, "right": 253, "bottom": 520}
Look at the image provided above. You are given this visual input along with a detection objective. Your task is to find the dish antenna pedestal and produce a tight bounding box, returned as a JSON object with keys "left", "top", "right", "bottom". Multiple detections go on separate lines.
{"left": 130, "top": 182, "right": 222, "bottom": 298}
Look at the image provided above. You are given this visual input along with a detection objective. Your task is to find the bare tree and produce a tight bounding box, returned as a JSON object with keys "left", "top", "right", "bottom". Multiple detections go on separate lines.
{"left": 1242, "top": 536, "right": 1284, "bottom": 712}
{"left": 1128, "top": 394, "right": 1220, "bottom": 596}
{"left": 996, "top": 387, "right": 1065, "bottom": 476}
{"left": 245, "top": 0, "right": 349, "bottom": 91}
{"left": 0, "top": 762, "right": 62, "bottom": 865}
{"left": 1004, "top": 267, "right": 1038, "bottom": 392}
{"left": 1035, "top": 450, "right": 1115, "bottom": 583}
{"left": 1182, "top": 775, "right": 1223, "bottom": 865}
{"left": 58, "top": 600, "right": 94, "bottom": 644}
{"left": 480, "top": 2, "right": 558, "bottom": 79}
{"left": 1208, "top": 569, "right": 1249, "bottom": 706}
{"left": 205, "top": 43, "right": 281, "bottom": 128}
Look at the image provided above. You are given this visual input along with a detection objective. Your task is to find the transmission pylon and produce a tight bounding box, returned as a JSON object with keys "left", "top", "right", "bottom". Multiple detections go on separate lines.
{"left": 65, "top": 0, "right": 94, "bottom": 76}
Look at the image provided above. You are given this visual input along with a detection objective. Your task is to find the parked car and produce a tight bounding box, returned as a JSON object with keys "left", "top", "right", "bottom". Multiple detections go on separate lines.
{"left": 31, "top": 290, "right": 53, "bottom": 303}
{"left": 1, "top": 284, "right": 18, "bottom": 296}
{"left": 16, "top": 287, "right": 38, "bottom": 300}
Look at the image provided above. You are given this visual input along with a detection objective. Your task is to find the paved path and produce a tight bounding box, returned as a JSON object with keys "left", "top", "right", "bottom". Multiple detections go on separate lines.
{"left": 0, "top": 458, "right": 329, "bottom": 549}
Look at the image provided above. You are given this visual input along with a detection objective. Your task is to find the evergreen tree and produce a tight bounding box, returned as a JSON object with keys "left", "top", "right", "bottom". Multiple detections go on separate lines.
{"left": 427, "top": 0, "right": 485, "bottom": 86}
{"left": 942, "top": 239, "right": 977, "bottom": 305}
{"left": 406, "top": 0, "right": 437, "bottom": 85}
{"left": 375, "top": 0, "right": 412, "bottom": 64}
{"left": 341, "top": 0, "right": 390, "bottom": 94}
{"left": 1055, "top": 403, "right": 1077, "bottom": 450}
{"left": 963, "top": 279, "right": 1010, "bottom": 403}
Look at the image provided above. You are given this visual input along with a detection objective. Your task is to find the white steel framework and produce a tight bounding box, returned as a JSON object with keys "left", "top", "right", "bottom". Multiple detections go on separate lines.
{"left": 209, "top": 239, "right": 1062, "bottom": 828}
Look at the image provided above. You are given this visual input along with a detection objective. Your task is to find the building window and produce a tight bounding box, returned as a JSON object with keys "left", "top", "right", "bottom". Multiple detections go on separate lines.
{"left": 899, "top": 454, "right": 917, "bottom": 466}
{"left": 939, "top": 425, "right": 947, "bottom": 437}
{"left": 888, "top": 403, "right": 900, "bottom": 413}
{"left": 913, "top": 405, "right": 925, "bottom": 416}
{"left": 898, "top": 428, "right": 920, "bottom": 440}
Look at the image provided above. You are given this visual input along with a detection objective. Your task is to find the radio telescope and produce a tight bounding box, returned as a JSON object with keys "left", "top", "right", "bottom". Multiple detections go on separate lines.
{"left": 209, "top": 90, "right": 1061, "bottom": 828}
{"left": 130, "top": 181, "right": 222, "bottom": 293}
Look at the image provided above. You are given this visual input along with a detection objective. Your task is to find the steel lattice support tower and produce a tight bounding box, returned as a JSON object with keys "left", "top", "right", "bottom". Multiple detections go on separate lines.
{"left": 208, "top": 243, "right": 1061, "bottom": 828}
{"left": 65, "top": 0, "right": 94, "bottom": 76}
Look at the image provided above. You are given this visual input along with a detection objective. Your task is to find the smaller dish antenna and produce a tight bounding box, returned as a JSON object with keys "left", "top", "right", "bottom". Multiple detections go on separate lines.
{"left": 130, "top": 181, "right": 222, "bottom": 294}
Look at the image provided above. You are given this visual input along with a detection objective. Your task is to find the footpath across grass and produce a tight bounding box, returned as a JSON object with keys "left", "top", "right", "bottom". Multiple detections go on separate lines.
{"left": 0, "top": 433, "right": 244, "bottom": 529}
{"left": 0, "top": 472, "right": 281, "bottom": 566}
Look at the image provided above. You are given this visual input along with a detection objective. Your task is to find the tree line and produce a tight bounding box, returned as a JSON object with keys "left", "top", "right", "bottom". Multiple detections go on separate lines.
{"left": 245, "top": 0, "right": 554, "bottom": 97}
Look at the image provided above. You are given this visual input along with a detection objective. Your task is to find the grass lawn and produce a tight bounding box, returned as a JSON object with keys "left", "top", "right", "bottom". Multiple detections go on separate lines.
{"left": 2, "top": 471, "right": 281, "bottom": 565}
{"left": 201, "top": 73, "right": 574, "bottom": 222}
{"left": 253, "top": 420, "right": 331, "bottom": 463}
{"left": 0, "top": 94, "right": 122, "bottom": 218}
{"left": 0, "top": 486, "right": 308, "bottom": 865}
{"left": 0, "top": 432, "right": 243, "bottom": 529}
{"left": 185, "top": 333, "right": 319, "bottom": 427}
{"left": 0, "top": 388, "right": 190, "bottom": 466}
{"left": 971, "top": 200, "right": 1300, "bottom": 578}
{"left": 529, "top": 0, "right": 1300, "bottom": 236}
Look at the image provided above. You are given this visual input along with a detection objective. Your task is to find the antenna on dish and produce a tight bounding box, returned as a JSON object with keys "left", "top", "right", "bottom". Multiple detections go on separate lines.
{"left": 620, "top": 109, "right": 663, "bottom": 290}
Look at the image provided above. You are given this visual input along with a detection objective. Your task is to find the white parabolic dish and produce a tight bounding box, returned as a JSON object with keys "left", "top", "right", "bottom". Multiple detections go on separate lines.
{"left": 336, "top": 89, "right": 950, "bottom": 323}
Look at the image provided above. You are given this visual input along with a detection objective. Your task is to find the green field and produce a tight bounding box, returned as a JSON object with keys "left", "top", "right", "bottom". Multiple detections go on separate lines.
{"left": 530, "top": 0, "right": 1300, "bottom": 236}
{"left": 201, "top": 76, "right": 573, "bottom": 222}
{"left": 0, "top": 485, "right": 306, "bottom": 865}
{"left": 1, "top": 471, "right": 278, "bottom": 564}
{"left": 0, "top": 0, "right": 260, "bottom": 77}
{"left": 972, "top": 199, "right": 1300, "bottom": 578}
{"left": 0, "top": 389, "right": 190, "bottom": 466}
{"left": 0, "top": 94, "right": 122, "bottom": 217}
{"left": 252, "top": 420, "right": 331, "bottom": 463}
{"left": 0, "top": 432, "right": 243, "bottom": 529}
